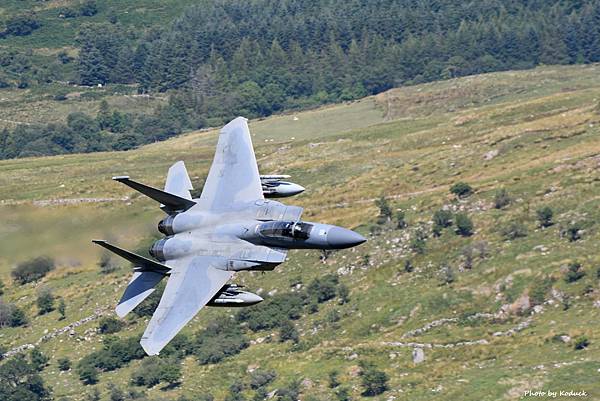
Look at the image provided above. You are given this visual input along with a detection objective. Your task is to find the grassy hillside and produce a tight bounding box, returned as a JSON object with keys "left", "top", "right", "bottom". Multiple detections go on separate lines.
{"left": 1, "top": 64, "right": 600, "bottom": 400}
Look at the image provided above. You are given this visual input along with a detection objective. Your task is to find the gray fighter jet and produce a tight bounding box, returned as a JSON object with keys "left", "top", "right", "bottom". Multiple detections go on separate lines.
{"left": 93, "top": 117, "right": 366, "bottom": 355}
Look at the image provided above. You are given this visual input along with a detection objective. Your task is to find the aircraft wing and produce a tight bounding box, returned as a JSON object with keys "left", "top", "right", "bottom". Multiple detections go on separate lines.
{"left": 198, "top": 117, "right": 263, "bottom": 210}
{"left": 140, "top": 255, "right": 232, "bottom": 355}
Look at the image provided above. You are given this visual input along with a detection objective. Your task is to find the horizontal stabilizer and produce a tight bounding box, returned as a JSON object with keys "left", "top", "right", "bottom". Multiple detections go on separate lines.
{"left": 113, "top": 176, "right": 196, "bottom": 213}
{"left": 92, "top": 240, "right": 171, "bottom": 274}
{"left": 116, "top": 271, "right": 165, "bottom": 317}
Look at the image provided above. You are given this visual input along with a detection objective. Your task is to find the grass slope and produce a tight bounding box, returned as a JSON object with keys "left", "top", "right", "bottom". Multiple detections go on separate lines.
{"left": 1, "top": 64, "right": 600, "bottom": 400}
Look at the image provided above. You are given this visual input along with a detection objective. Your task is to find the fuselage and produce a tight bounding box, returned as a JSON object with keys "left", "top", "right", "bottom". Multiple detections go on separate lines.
{"left": 150, "top": 198, "right": 366, "bottom": 270}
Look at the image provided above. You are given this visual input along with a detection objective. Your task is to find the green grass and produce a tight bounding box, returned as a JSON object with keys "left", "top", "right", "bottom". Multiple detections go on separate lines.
{"left": 1, "top": 64, "right": 600, "bottom": 400}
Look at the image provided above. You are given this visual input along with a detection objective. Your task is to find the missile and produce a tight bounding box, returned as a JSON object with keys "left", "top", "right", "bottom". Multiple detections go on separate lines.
{"left": 260, "top": 175, "right": 305, "bottom": 198}
{"left": 207, "top": 284, "right": 264, "bottom": 307}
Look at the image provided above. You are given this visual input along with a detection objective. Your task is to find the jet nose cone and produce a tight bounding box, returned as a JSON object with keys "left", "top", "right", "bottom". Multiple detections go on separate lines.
{"left": 327, "top": 227, "right": 367, "bottom": 249}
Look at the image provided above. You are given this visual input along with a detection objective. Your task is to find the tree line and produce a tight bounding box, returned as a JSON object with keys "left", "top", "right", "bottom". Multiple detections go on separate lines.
{"left": 2, "top": 0, "right": 600, "bottom": 158}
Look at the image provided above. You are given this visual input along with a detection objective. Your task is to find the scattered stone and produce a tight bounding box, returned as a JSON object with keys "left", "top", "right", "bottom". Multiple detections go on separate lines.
{"left": 412, "top": 347, "right": 425, "bottom": 364}
{"left": 483, "top": 149, "right": 499, "bottom": 160}
{"left": 560, "top": 335, "right": 571, "bottom": 343}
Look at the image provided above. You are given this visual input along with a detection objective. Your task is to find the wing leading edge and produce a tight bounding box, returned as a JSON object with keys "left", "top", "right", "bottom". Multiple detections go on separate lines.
{"left": 197, "top": 117, "right": 263, "bottom": 210}
{"left": 140, "top": 255, "right": 232, "bottom": 355}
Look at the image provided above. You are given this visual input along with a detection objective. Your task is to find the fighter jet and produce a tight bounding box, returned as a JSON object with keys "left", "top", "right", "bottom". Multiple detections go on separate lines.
{"left": 93, "top": 117, "right": 366, "bottom": 355}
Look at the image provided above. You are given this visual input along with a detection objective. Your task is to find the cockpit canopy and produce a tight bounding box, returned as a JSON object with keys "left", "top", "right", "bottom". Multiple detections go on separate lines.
{"left": 258, "top": 221, "right": 313, "bottom": 240}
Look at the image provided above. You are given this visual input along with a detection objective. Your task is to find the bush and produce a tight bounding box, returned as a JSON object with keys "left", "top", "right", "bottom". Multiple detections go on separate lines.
{"left": 500, "top": 221, "right": 527, "bottom": 240}
{"left": 307, "top": 274, "right": 338, "bottom": 303}
{"left": 131, "top": 357, "right": 181, "bottom": 387}
{"left": 30, "top": 348, "right": 49, "bottom": 371}
{"left": 192, "top": 319, "right": 249, "bottom": 365}
{"left": 4, "top": 14, "right": 41, "bottom": 36}
{"left": 494, "top": 188, "right": 511, "bottom": 209}
{"left": 536, "top": 206, "right": 554, "bottom": 227}
{"left": 440, "top": 265, "right": 455, "bottom": 285}
{"left": 338, "top": 284, "right": 350, "bottom": 304}
{"left": 328, "top": 370, "right": 340, "bottom": 388}
{"left": 529, "top": 277, "right": 553, "bottom": 306}
{"left": 249, "top": 369, "right": 276, "bottom": 389}
{"left": 562, "top": 222, "right": 584, "bottom": 242}
{"left": 76, "top": 337, "right": 146, "bottom": 384}
{"left": 58, "top": 357, "right": 71, "bottom": 371}
{"left": 98, "top": 316, "right": 124, "bottom": 334}
{"left": 374, "top": 196, "right": 392, "bottom": 224}
{"left": 432, "top": 209, "right": 453, "bottom": 236}
{"left": 36, "top": 287, "right": 55, "bottom": 315}
{"left": 574, "top": 336, "right": 589, "bottom": 350}
{"left": 564, "top": 262, "right": 585, "bottom": 283}
{"left": 236, "top": 292, "right": 304, "bottom": 331}
{"left": 395, "top": 210, "right": 407, "bottom": 229}
{"left": 58, "top": 298, "right": 66, "bottom": 320}
{"left": 359, "top": 361, "right": 389, "bottom": 396}
{"left": 455, "top": 213, "right": 474, "bottom": 236}
{"left": 411, "top": 229, "right": 427, "bottom": 254}
{"left": 279, "top": 320, "right": 299, "bottom": 343}
{"left": 99, "top": 252, "right": 117, "bottom": 274}
{"left": 12, "top": 256, "right": 55, "bottom": 285}
{"left": 450, "top": 182, "right": 473, "bottom": 198}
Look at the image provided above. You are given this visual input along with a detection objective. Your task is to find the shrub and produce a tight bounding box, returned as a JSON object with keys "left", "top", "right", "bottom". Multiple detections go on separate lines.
{"left": 4, "top": 14, "right": 41, "bottom": 36}
{"left": 440, "top": 265, "right": 455, "bottom": 285}
{"left": 411, "top": 229, "right": 427, "bottom": 254}
{"left": 279, "top": 320, "right": 299, "bottom": 343}
{"left": 404, "top": 259, "right": 414, "bottom": 273}
{"left": 12, "top": 256, "right": 55, "bottom": 285}
{"left": 30, "top": 348, "right": 49, "bottom": 371}
{"left": 564, "top": 262, "right": 585, "bottom": 283}
{"left": 574, "top": 336, "right": 589, "bottom": 350}
{"left": 236, "top": 292, "right": 304, "bottom": 331}
{"left": 500, "top": 221, "right": 527, "bottom": 240}
{"left": 494, "top": 188, "right": 511, "bottom": 209}
{"left": 536, "top": 206, "right": 554, "bottom": 227}
{"left": 395, "top": 210, "right": 407, "bottom": 229}
{"left": 249, "top": 369, "right": 276, "bottom": 389}
{"left": 433, "top": 209, "right": 453, "bottom": 227}
{"left": 131, "top": 357, "right": 181, "bottom": 387}
{"left": 99, "top": 252, "right": 117, "bottom": 274}
{"left": 359, "top": 361, "right": 389, "bottom": 396}
{"left": 79, "top": 0, "right": 99, "bottom": 17}
{"left": 529, "top": 277, "right": 553, "bottom": 306}
{"left": 192, "top": 320, "right": 248, "bottom": 365}
{"left": 0, "top": 279, "right": 4, "bottom": 296}
{"left": 76, "top": 337, "right": 146, "bottom": 384}
{"left": 98, "top": 316, "right": 124, "bottom": 334}
{"left": 58, "top": 357, "right": 71, "bottom": 371}
{"left": 450, "top": 182, "right": 473, "bottom": 198}
{"left": 37, "top": 287, "right": 55, "bottom": 315}
{"left": 58, "top": 298, "right": 66, "bottom": 320}
{"left": 307, "top": 274, "right": 339, "bottom": 303}
{"left": 328, "top": 370, "right": 340, "bottom": 388}
{"left": 374, "top": 196, "right": 392, "bottom": 224}
{"left": 455, "top": 213, "right": 474, "bottom": 236}
{"left": 562, "top": 222, "right": 584, "bottom": 242}
{"left": 338, "top": 284, "right": 350, "bottom": 304}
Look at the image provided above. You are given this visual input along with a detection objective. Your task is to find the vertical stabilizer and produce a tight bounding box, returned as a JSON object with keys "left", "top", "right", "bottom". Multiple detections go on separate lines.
{"left": 165, "top": 161, "right": 193, "bottom": 200}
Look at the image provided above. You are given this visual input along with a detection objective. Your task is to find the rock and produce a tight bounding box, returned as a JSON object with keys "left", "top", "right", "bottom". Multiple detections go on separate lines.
{"left": 412, "top": 347, "right": 425, "bottom": 364}
{"left": 348, "top": 365, "right": 361, "bottom": 377}
{"left": 594, "top": 300, "right": 600, "bottom": 309}
{"left": 483, "top": 149, "right": 499, "bottom": 160}
{"left": 301, "top": 378, "right": 314, "bottom": 388}
{"left": 533, "top": 245, "right": 548, "bottom": 252}
{"left": 560, "top": 335, "right": 571, "bottom": 343}
{"left": 347, "top": 353, "right": 358, "bottom": 360}
{"left": 246, "top": 364, "right": 259, "bottom": 373}
{"left": 510, "top": 294, "right": 530, "bottom": 315}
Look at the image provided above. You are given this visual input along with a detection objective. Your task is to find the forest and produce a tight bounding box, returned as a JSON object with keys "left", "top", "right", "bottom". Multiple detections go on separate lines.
{"left": 1, "top": 0, "right": 600, "bottom": 158}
